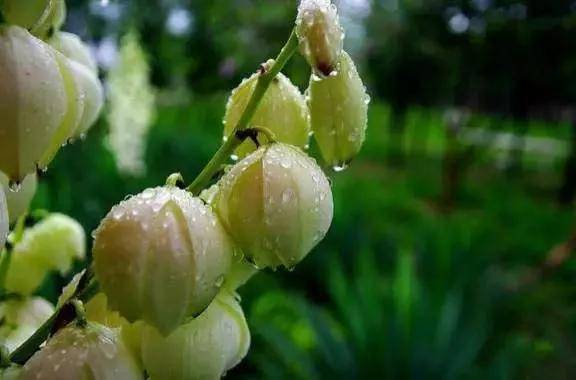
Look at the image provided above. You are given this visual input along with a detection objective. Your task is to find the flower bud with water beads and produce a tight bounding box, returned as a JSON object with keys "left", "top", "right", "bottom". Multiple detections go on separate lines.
{"left": 0, "top": 26, "right": 68, "bottom": 182}
{"left": 19, "top": 322, "right": 143, "bottom": 380}
{"left": 307, "top": 51, "right": 369, "bottom": 169}
{"left": 141, "top": 290, "right": 250, "bottom": 380}
{"left": 295, "top": 0, "right": 344, "bottom": 77}
{"left": 224, "top": 69, "right": 310, "bottom": 158}
{"left": 93, "top": 187, "right": 234, "bottom": 335}
{"left": 214, "top": 143, "right": 333, "bottom": 269}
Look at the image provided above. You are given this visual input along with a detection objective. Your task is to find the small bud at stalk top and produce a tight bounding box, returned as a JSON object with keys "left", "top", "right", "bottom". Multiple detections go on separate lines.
{"left": 295, "top": 0, "right": 344, "bottom": 77}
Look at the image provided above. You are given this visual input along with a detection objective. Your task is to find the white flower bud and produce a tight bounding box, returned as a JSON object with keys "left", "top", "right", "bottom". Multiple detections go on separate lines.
{"left": 295, "top": 0, "right": 344, "bottom": 77}
{"left": 0, "top": 188, "right": 7, "bottom": 249}
{"left": 141, "top": 291, "right": 250, "bottom": 380}
{"left": 20, "top": 322, "right": 143, "bottom": 380}
{"left": 308, "top": 51, "right": 369, "bottom": 169}
{"left": 0, "top": 173, "right": 37, "bottom": 224}
{"left": 0, "top": 297, "right": 54, "bottom": 353}
{"left": 0, "top": 0, "right": 53, "bottom": 30}
{"left": 93, "top": 187, "right": 234, "bottom": 335}
{"left": 224, "top": 70, "right": 310, "bottom": 158}
{"left": 6, "top": 213, "right": 86, "bottom": 295}
{"left": 214, "top": 143, "right": 333, "bottom": 269}
{"left": 50, "top": 32, "right": 98, "bottom": 74}
{"left": 0, "top": 26, "right": 68, "bottom": 182}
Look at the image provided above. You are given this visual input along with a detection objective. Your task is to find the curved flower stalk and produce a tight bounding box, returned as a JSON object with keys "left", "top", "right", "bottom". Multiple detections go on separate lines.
{"left": 0, "top": 1, "right": 370, "bottom": 377}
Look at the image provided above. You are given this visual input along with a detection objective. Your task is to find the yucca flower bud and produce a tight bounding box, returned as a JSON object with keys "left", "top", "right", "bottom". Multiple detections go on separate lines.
{"left": 64, "top": 57, "right": 104, "bottom": 140}
{"left": 308, "top": 51, "right": 369, "bottom": 169}
{"left": 0, "top": 188, "right": 7, "bottom": 249}
{"left": 214, "top": 143, "right": 333, "bottom": 269}
{"left": 0, "top": 173, "right": 37, "bottom": 224}
{"left": 93, "top": 187, "right": 234, "bottom": 335}
{"left": 295, "top": 0, "right": 344, "bottom": 77}
{"left": 6, "top": 213, "right": 86, "bottom": 295}
{"left": 50, "top": 31, "right": 98, "bottom": 74}
{"left": 224, "top": 70, "right": 310, "bottom": 158}
{"left": 0, "top": 297, "right": 54, "bottom": 353}
{"left": 20, "top": 322, "right": 143, "bottom": 380}
{"left": 0, "top": 26, "right": 68, "bottom": 182}
{"left": 141, "top": 290, "right": 250, "bottom": 380}
{"left": 0, "top": 0, "right": 53, "bottom": 30}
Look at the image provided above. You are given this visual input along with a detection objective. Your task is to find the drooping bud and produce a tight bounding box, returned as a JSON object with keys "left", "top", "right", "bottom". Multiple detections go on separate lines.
{"left": 0, "top": 173, "right": 37, "bottom": 224}
{"left": 224, "top": 69, "right": 310, "bottom": 158}
{"left": 295, "top": 0, "right": 344, "bottom": 77}
{"left": 19, "top": 322, "right": 143, "bottom": 380}
{"left": 308, "top": 51, "right": 369, "bottom": 169}
{"left": 50, "top": 31, "right": 98, "bottom": 74}
{"left": 93, "top": 187, "right": 234, "bottom": 335}
{"left": 214, "top": 143, "right": 333, "bottom": 269}
{"left": 65, "top": 58, "right": 104, "bottom": 139}
{"left": 141, "top": 290, "right": 250, "bottom": 380}
{"left": 0, "top": 26, "right": 68, "bottom": 182}
{"left": 0, "top": 297, "right": 54, "bottom": 353}
{"left": 0, "top": 188, "right": 7, "bottom": 249}
{"left": 0, "top": 0, "right": 53, "bottom": 30}
{"left": 6, "top": 213, "right": 86, "bottom": 295}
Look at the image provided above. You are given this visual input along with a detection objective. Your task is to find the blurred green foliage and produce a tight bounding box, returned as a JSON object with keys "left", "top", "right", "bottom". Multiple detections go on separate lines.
{"left": 33, "top": 97, "right": 575, "bottom": 378}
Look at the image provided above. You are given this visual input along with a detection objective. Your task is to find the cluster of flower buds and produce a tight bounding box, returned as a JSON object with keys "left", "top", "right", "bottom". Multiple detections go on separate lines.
{"left": 0, "top": 1, "right": 369, "bottom": 378}
{"left": 0, "top": 0, "right": 103, "bottom": 183}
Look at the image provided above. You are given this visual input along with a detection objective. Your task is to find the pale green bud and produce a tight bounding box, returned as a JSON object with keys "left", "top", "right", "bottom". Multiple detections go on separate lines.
{"left": 0, "top": 0, "right": 53, "bottom": 30}
{"left": 20, "top": 322, "right": 143, "bottom": 380}
{"left": 0, "top": 173, "right": 37, "bottom": 224}
{"left": 224, "top": 69, "right": 310, "bottom": 158}
{"left": 66, "top": 58, "right": 104, "bottom": 139}
{"left": 49, "top": 31, "right": 98, "bottom": 74}
{"left": 0, "top": 189, "right": 7, "bottom": 249}
{"left": 6, "top": 213, "right": 86, "bottom": 295}
{"left": 295, "top": 0, "right": 344, "bottom": 77}
{"left": 141, "top": 291, "right": 250, "bottom": 380}
{"left": 214, "top": 143, "right": 333, "bottom": 269}
{"left": 93, "top": 187, "right": 234, "bottom": 335}
{"left": 308, "top": 51, "right": 369, "bottom": 169}
{"left": 0, "top": 297, "right": 54, "bottom": 353}
{"left": 38, "top": 52, "right": 103, "bottom": 166}
{"left": 0, "top": 26, "right": 68, "bottom": 182}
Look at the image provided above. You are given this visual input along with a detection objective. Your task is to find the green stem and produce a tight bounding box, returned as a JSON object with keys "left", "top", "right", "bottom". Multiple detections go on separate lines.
{"left": 186, "top": 28, "right": 299, "bottom": 194}
{"left": 9, "top": 273, "right": 99, "bottom": 365}
{"left": 0, "top": 214, "right": 27, "bottom": 296}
